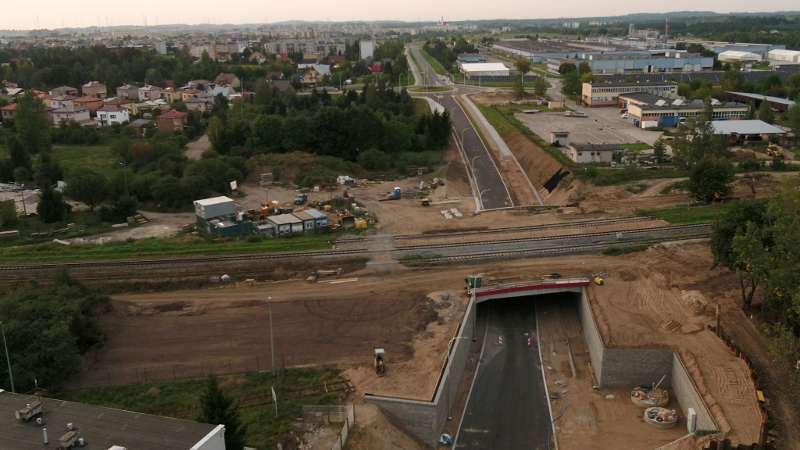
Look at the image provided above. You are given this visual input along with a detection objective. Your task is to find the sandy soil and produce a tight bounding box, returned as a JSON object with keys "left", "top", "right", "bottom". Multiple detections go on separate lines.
{"left": 71, "top": 242, "right": 788, "bottom": 449}
{"left": 184, "top": 135, "right": 211, "bottom": 160}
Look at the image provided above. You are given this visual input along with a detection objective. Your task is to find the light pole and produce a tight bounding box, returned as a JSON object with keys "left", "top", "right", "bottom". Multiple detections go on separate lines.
{"left": 460, "top": 127, "right": 470, "bottom": 144}
{"left": 268, "top": 296, "right": 275, "bottom": 375}
{"left": 1, "top": 321, "right": 14, "bottom": 393}
{"left": 478, "top": 188, "right": 491, "bottom": 211}
{"left": 471, "top": 155, "right": 482, "bottom": 167}
{"left": 445, "top": 336, "right": 469, "bottom": 420}
{"left": 450, "top": 106, "right": 458, "bottom": 118}
{"left": 119, "top": 162, "right": 128, "bottom": 196}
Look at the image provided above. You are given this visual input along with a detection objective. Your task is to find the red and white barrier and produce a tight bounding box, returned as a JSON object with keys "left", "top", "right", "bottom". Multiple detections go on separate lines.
{"left": 498, "top": 335, "right": 503, "bottom": 346}
{"left": 527, "top": 337, "right": 532, "bottom": 347}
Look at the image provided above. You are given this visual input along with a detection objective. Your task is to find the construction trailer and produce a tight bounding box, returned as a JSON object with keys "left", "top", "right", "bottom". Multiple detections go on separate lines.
{"left": 292, "top": 211, "right": 316, "bottom": 233}
{"left": 265, "top": 214, "right": 303, "bottom": 236}
{"left": 194, "top": 196, "right": 236, "bottom": 225}
{"left": 304, "top": 208, "right": 329, "bottom": 228}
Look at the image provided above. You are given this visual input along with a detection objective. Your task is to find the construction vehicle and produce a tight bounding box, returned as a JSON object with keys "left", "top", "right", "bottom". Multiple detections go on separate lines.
{"left": 592, "top": 273, "right": 605, "bottom": 285}
{"left": 374, "top": 348, "right": 386, "bottom": 376}
{"left": 766, "top": 143, "right": 782, "bottom": 158}
{"left": 420, "top": 197, "right": 431, "bottom": 206}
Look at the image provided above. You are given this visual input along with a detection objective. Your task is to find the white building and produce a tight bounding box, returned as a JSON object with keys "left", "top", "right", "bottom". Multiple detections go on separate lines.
{"left": 717, "top": 50, "right": 760, "bottom": 62}
{"left": 96, "top": 104, "right": 130, "bottom": 126}
{"left": 359, "top": 40, "right": 375, "bottom": 60}
{"left": 565, "top": 143, "right": 621, "bottom": 164}
{"left": 460, "top": 63, "right": 510, "bottom": 78}
{"left": 765, "top": 49, "right": 800, "bottom": 63}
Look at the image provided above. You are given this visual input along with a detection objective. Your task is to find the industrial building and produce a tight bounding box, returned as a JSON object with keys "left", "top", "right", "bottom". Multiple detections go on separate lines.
{"left": 549, "top": 52, "right": 712, "bottom": 74}
{"left": 261, "top": 209, "right": 330, "bottom": 237}
{"left": 726, "top": 91, "right": 796, "bottom": 112}
{"left": 699, "top": 42, "right": 784, "bottom": 57}
{"left": 582, "top": 81, "right": 677, "bottom": 107}
{"left": 626, "top": 99, "right": 749, "bottom": 128}
{"left": 0, "top": 392, "right": 225, "bottom": 450}
{"left": 717, "top": 51, "right": 760, "bottom": 63}
{"left": 564, "top": 143, "right": 622, "bottom": 164}
{"left": 765, "top": 49, "right": 800, "bottom": 63}
{"left": 459, "top": 63, "right": 510, "bottom": 78}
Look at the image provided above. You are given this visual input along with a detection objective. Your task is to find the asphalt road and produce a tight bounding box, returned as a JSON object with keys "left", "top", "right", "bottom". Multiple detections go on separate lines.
{"left": 455, "top": 298, "right": 551, "bottom": 449}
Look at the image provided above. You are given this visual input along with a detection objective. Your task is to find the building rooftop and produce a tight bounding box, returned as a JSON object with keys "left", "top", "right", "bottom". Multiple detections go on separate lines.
{"left": 726, "top": 91, "right": 796, "bottom": 107}
{"left": 638, "top": 101, "right": 746, "bottom": 111}
{"left": 194, "top": 196, "right": 234, "bottom": 206}
{"left": 572, "top": 143, "right": 622, "bottom": 152}
{"left": 0, "top": 391, "right": 223, "bottom": 450}
{"left": 588, "top": 81, "right": 677, "bottom": 88}
{"left": 618, "top": 92, "right": 671, "bottom": 105}
{"left": 292, "top": 211, "right": 314, "bottom": 221}
{"left": 711, "top": 120, "right": 786, "bottom": 135}
{"left": 460, "top": 63, "right": 509, "bottom": 72}
{"left": 157, "top": 110, "right": 188, "bottom": 119}
{"left": 267, "top": 214, "right": 302, "bottom": 225}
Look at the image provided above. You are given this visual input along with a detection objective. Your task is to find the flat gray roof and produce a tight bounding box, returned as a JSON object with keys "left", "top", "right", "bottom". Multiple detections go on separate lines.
{"left": 711, "top": 120, "right": 787, "bottom": 135}
{"left": 0, "top": 391, "right": 222, "bottom": 450}
{"left": 194, "top": 196, "right": 234, "bottom": 206}
{"left": 618, "top": 92, "right": 670, "bottom": 105}
{"left": 267, "top": 214, "right": 302, "bottom": 225}
{"left": 727, "top": 91, "right": 796, "bottom": 107}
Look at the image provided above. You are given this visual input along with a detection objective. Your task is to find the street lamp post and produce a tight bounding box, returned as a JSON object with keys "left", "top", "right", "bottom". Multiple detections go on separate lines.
{"left": 478, "top": 188, "right": 491, "bottom": 211}
{"left": 1, "top": 321, "right": 14, "bottom": 393}
{"left": 445, "top": 336, "right": 469, "bottom": 420}
{"left": 471, "top": 155, "right": 482, "bottom": 167}
{"left": 268, "top": 296, "right": 275, "bottom": 375}
{"left": 460, "top": 127, "right": 470, "bottom": 144}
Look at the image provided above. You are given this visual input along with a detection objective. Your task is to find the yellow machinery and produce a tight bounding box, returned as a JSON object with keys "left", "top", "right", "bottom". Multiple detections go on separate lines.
{"left": 766, "top": 143, "right": 781, "bottom": 158}
{"left": 374, "top": 348, "right": 386, "bottom": 376}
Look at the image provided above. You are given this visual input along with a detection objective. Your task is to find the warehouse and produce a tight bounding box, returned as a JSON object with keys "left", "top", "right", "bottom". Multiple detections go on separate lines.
{"left": 727, "top": 91, "right": 796, "bottom": 112}
{"left": 0, "top": 392, "right": 226, "bottom": 450}
{"left": 765, "top": 49, "right": 800, "bottom": 63}
{"left": 460, "top": 63, "right": 510, "bottom": 78}
{"left": 582, "top": 81, "right": 677, "bottom": 107}
{"left": 626, "top": 99, "right": 749, "bottom": 128}
{"left": 717, "top": 51, "right": 760, "bottom": 62}
{"left": 710, "top": 120, "right": 787, "bottom": 139}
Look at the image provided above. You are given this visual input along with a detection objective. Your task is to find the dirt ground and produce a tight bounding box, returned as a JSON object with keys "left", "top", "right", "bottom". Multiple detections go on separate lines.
{"left": 80, "top": 241, "right": 791, "bottom": 449}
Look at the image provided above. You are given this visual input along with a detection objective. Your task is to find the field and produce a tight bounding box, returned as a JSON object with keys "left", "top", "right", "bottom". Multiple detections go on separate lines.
{"left": 638, "top": 204, "right": 733, "bottom": 224}
{"left": 418, "top": 48, "right": 447, "bottom": 76}
{"left": 53, "top": 145, "right": 122, "bottom": 178}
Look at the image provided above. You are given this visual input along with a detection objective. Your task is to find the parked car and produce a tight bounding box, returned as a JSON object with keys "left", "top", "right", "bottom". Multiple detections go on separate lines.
{"left": 566, "top": 111, "right": 588, "bottom": 118}
{"left": 621, "top": 113, "right": 628, "bottom": 119}
{"left": 294, "top": 193, "right": 308, "bottom": 205}
{"left": 523, "top": 109, "right": 540, "bottom": 114}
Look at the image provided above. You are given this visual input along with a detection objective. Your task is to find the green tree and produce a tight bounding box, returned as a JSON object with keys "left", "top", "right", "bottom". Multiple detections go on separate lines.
{"left": 198, "top": 376, "right": 246, "bottom": 450}
{"left": 758, "top": 100, "right": 775, "bottom": 124}
{"left": 580, "top": 71, "right": 595, "bottom": 84}
{"left": 66, "top": 170, "right": 108, "bottom": 211}
{"left": 561, "top": 70, "right": 581, "bottom": 99}
{"left": 652, "top": 139, "right": 666, "bottom": 164}
{"left": 688, "top": 155, "right": 734, "bottom": 203}
{"left": 786, "top": 103, "right": 800, "bottom": 141}
{"left": 249, "top": 114, "right": 284, "bottom": 153}
{"left": 577, "top": 61, "right": 591, "bottom": 75}
{"left": 558, "top": 62, "right": 577, "bottom": 74}
{"left": 512, "top": 75, "right": 524, "bottom": 100}
{"left": 113, "top": 194, "right": 139, "bottom": 219}
{"left": 710, "top": 199, "right": 768, "bottom": 308}
{"left": 358, "top": 148, "right": 393, "bottom": 170}
{"left": 0, "top": 199, "right": 18, "bottom": 228}
{"left": 13, "top": 91, "right": 52, "bottom": 158}
{"left": 672, "top": 98, "right": 730, "bottom": 169}
{"left": 533, "top": 76, "right": 548, "bottom": 97}
{"left": 36, "top": 182, "right": 68, "bottom": 223}
{"left": 514, "top": 58, "right": 532, "bottom": 85}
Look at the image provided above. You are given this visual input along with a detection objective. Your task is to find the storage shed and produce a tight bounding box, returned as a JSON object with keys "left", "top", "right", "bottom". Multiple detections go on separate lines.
{"left": 292, "top": 211, "right": 316, "bottom": 232}
{"left": 266, "top": 214, "right": 303, "bottom": 236}
{"left": 194, "top": 196, "right": 236, "bottom": 220}
{"left": 305, "top": 209, "right": 329, "bottom": 229}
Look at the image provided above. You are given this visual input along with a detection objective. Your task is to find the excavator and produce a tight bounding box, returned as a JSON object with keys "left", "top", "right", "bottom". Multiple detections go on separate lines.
{"left": 766, "top": 143, "right": 782, "bottom": 158}
{"left": 374, "top": 348, "right": 386, "bottom": 376}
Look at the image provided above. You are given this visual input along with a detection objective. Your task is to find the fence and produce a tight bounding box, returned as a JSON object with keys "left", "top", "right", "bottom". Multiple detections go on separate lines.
{"left": 302, "top": 405, "right": 355, "bottom": 450}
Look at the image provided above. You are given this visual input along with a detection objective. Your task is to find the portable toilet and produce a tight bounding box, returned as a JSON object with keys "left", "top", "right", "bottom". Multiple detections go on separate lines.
{"left": 394, "top": 187, "right": 402, "bottom": 199}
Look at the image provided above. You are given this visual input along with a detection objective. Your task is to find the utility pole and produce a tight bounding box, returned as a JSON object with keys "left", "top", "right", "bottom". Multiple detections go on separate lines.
{"left": 269, "top": 296, "right": 275, "bottom": 375}
{"left": 1, "top": 321, "right": 15, "bottom": 393}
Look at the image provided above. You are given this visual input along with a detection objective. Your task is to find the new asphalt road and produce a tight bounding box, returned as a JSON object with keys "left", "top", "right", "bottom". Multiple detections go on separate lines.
{"left": 455, "top": 298, "right": 551, "bottom": 449}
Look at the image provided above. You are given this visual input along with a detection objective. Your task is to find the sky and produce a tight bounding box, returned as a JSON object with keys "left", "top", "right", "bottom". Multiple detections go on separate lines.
{"left": 2, "top": 0, "right": 799, "bottom": 30}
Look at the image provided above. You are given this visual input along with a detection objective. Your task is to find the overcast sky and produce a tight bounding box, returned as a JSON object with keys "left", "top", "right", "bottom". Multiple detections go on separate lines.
{"left": 2, "top": 1, "right": 798, "bottom": 30}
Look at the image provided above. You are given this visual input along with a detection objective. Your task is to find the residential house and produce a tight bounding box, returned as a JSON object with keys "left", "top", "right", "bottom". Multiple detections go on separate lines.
{"left": 2, "top": 81, "right": 17, "bottom": 89}
{"left": 327, "top": 54, "right": 346, "bottom": 67}
{"left": 4, "top": 87, "right": 23, "bottom": 97}
{"left": 269, "top": 79, "right": 292, "bottom": 92}
{"left": 250, "top": 52, "right": 267, "bottom": 64}
{"left": 49, "top": 94, "right": 76, "bottom": 109}
{"left": 138, "top": 85, "right": 162, "bottom": 101}
{"left": 297, "top": 58, "right": 318, "bottom": 69}
{"left": 275, "top": 53, "right": 295, "bottom": 65}
{"left": 96, "top": 104, "right": 130, "bottom": 126}
{"left": 214, "top": 73, "right": 241, "bottom": 88}
{"left": 302, "top": 64, "right": 330, "bottom": 85}
{"left": 52, "top": 104, "right": 90, "bottom": 126}
{"left": 156, "top": 109, "right": 188, "bottom": 133}
{"left": 368, "top": 63, "right": 382, "bottom": 73}
{"left": 130, "top": 118, "right": 154, "bottom": 137}
{"left": 34, "top": 91, "right": 53, "bottom": 107}
{"left": 210, "top": 85, "right": 236, "bottom": 100}
{"left": 180, "top": 88, "right": 203, "bottom": 101}
{"left": 72, "top": 96, "right": 103, "bottom": 112}
{"left": 50, "top": 85, "right": 78, "bottom": 96}
{"left": 116, "top": 84, "right": 140, "bottom": 99}
{"left": 184, "top": 97, "right": 213, "bottom": 112}
{"left": 0, "top": 103, "right": 16, "bottom": 122}
{"left": 82, "top": 81, "right": 107, "bottom": 98}
{"left": 160, "top": 87, "right": 180, "bottom": 103}
{"left": 187, "top": 79, "right": 212, "bottom": 89}
{"left": 265, "top": 71, "right": 285, "bottom": 81}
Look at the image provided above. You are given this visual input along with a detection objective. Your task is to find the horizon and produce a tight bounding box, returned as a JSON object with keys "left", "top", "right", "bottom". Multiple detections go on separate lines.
{"left": 2, "top": 2, "right": 800, "bottom": 32}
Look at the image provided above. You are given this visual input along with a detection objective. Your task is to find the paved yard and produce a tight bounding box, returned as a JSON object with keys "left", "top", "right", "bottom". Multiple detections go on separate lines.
{"left": 516, "top": 110, "right": 663, "bottom": 147}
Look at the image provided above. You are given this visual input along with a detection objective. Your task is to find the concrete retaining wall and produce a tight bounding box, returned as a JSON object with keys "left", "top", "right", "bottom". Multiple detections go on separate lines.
{"left": 579, "top": 289, "right": 605, "bottom": 385}
{"left": 364, "top": 295, "right": 476, "bottom": 447}
{"left": 601, "top": 348, "right": 673, "bottom": 389}
{"left": 671, "top": 353, "right": 718, "bottom": 432}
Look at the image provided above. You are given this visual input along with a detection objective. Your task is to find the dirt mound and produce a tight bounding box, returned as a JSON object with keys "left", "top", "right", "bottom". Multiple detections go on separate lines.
{"left": 503, "top": 132, "right": 567, "bottom": 194}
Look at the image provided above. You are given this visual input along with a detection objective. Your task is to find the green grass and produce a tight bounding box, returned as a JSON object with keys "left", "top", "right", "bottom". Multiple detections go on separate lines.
{"left": 0, "top": 232, "right": 336, "bottom": 263}
{"left": 660, "top": 179, "right": 690, "bottom": 194}
{"left": 413, "top": 97, "right": 431, "bottom": 115}
{"left": 637, "top": 203, "right": 732, "bottom": 225}
{"left": 620, "top": 143, "right": 654, "bottom": 153}
{"left": 409, "top": 51, "right": 424, "bottom": 80}
{"left": 583, "top": 166, "right": 690, "bottom": 186}
{"left": 418, "top": 48, "right": 448, "bottom": 76}
{"left": 474, "top": 103, "right": 517, "bottom": 138}
{"left": 53, "top": 145, "right": 121, "bottom": 178}
{"left": 399, "top": 253, "right": 447, "bottom": 267}
{"left": 625, "top": 183, "right": 648, "bottom": 194}
{"left": 602, "top": 243, "right": 651, "bottom": 256}
{"left": 59, "top": 368, "right": 343, "bottom": 450}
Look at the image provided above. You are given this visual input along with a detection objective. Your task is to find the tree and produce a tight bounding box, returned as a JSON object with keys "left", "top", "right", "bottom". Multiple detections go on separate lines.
{"left": 198, "top": 376, "right": 246, "bottom": 450}
{"left": 13, "top": 92, "right": 52, "bottom": 158}
{"left": 512, "top": 75, "right": 524, "bottom": 100}
{"left": 533, "top": 76, "right": 548, "bottom": 97}
{"left": 688, "top": 156, "right": 734, "bottom": 203}
{"left": 558, "top": 63, "right": 577, "bottom": 75}
{"left": 36, "top": 182, "right": 69, "bottom": 223}
{"left": 580, "top": 71, "right": 595, "bottom": 84}
{"left": 785, "top": 103, "right": 800, "bottom": 141}
{"left": 66, "top": 170, "right": 108, "bottom": 211}
{"left": 577, "top": 61, "right": 591, "bottom": 75}
{"left": 758, "top": 100, "right": 775, "bottom": 124}
{"left": 671, "top": 98, "right": 730, "bottom": 169}
{"left": 652, "top": 139, "right": 666, "bottom": 164}
{"left": 113, "top": 194, "right": 138, "bottom": 219}
{"left": 0, "top": 199, "right": 18, "bottom": 228}
{"left": 514, "top": 58, "right": 532, "bottom": 86}
{"left": 710, "top": 199, "right": 768, "bottom": 308}
{"left": 561, "top": 70, "right": 581, "bottom": 99}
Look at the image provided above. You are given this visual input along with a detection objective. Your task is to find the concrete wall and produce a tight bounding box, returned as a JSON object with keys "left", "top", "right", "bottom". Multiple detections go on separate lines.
{"left": 191, "top": 424, "right": 226, "bottom": 450}
{"left": 671, "top": 354, "right": 718, "bottom": 432}
{"left": 579, "top": 289, "right": 606, "bottom": 385}
{"left": 600, "top": 348, "right": 673, "bottom": 389}
{"left": 364, "top": 296, "right": 476, "bottom": 447}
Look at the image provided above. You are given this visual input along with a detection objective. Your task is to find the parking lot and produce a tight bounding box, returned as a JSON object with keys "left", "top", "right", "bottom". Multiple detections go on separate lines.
{"left": 516, "top": 108, "right": 664, "bottom": 147}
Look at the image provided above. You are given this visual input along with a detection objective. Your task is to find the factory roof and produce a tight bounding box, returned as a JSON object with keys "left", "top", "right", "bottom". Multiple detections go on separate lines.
{"left": 0, "top": 391, "right": 223, "bottom": 450}
{"left": 726, "top": 92, "right": 796, "bottom": 107}
{"left": 710, "top": 120, "right": 786, "bottom": 136}
{"left": 618, "top": 92, "right": 671, "bottom": 104}
{"left": 587, "top": 81, "right": 677, "bottom": 88}
{"left": 460, "top": 63, "right": 509, "bottom": 72}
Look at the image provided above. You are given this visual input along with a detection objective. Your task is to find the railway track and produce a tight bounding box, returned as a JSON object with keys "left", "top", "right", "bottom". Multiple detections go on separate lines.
{"left": 335, "top": 216, "right": 660, "bottom": 243}
{"left": 0, "top": 223, "right": 710, "bottom": 277}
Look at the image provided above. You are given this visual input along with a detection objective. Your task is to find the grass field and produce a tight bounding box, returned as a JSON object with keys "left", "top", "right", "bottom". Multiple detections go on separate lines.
{"left": 637, "top": 203, "right": 731, "bottom": 224}
{"left": 0, "top": 232, "right": 335, "bottom": 263}
{"left": 60, "top": 368, "right": 343, "bottom": 450}
{"left": 620, "top": 143, "right": 654, "bottom": 153}
{"left": 584, "top": 166, "right": 690, "bottom": 186}
{"left": 53, "top": 145, "right": 122, "bottom": 178}
{"left": 419, "top": 48, "right": 448, "bottom": 76}
{"left": 474, "top": 103, "right": 517, "bottom": 138}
